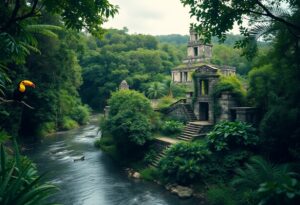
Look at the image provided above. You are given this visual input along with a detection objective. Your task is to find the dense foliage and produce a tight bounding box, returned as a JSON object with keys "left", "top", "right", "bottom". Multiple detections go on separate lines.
{"left": 159, "top": 121, "right": 258, "bottom": 185}
{"left": 160, "top": 120, "right": 184, "bottom": 136}
{"left": 78, "top": 28, "right": 185, "bottom": 110}
{"left": 0, "top": 142, "right": 57, "bottom": 205}
{"left": 107, "top": 90, "right": 154, "bottom": 149}
{"left": 159, "top": 142, "right": 211, "bottom": 184}
{"left": 207, "top": 121, "right": 259, "bottom": 152}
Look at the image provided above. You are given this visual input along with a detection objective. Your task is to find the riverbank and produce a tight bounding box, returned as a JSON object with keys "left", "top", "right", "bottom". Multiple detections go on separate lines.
{"left": 24, "top": 116, "right": 199, "bottom": 205}
{"left": 95, "top": 133, "right": 206, "bottom": 203}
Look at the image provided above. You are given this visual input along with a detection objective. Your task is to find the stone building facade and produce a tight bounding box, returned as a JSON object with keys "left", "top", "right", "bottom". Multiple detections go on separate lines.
{"left": 168, "top": 30, "right": 256, "bottom": 125}
{"left": 171, "top": 30, "right": 235, "bottom": 84}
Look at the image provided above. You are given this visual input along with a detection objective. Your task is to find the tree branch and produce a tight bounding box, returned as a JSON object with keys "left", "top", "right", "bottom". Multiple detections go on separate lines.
{"left": 0, "top": 0, "right": 40, "bottom": 31}
{"left": 14, "top": 0, "right": 39, "bottom": 22}
{"left": 256, "top": 0, "right": 300, "bottom": 31}
{"left": 0, "top": 97, "right": 35, "bottom": 109}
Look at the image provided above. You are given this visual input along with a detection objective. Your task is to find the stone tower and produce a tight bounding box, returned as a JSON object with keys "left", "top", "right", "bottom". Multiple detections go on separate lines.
{"left": 184, "top": 29, "right": 212, "bottom": 64}
{"left": 119, "top": 80, "right": 129, "bottom": 90}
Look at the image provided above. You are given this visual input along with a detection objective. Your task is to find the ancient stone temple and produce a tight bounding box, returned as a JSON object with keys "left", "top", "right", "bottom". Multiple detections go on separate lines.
{"left": 167, "top": 30, "right": 256, "bottom": 125}
{"left": 171, "top": 29, "right": 235, "bottom": 85}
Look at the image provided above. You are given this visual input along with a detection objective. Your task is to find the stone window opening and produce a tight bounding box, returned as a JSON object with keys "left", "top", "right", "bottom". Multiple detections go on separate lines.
{"left": 183, "top": 72, "right": 188, "bottom": 82}
{"left": 195, "top": 34, "right": 198, "bottom": 41}
{"left": 194, "top": 47, "right": 198, "bottom": 56}
{"left": 200, "top": 80, "right": 209, "bottom": 95}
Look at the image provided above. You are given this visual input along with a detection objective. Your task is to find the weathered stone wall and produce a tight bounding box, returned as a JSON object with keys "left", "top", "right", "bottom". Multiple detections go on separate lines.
{"left": 172, "top": 71, "right": 181, "bottom": 82}
{"left": 167, "top": 105, "right": 190, "bottom": 122}
{"left": 217, "top": 92, "right": 237, "bottom": 122}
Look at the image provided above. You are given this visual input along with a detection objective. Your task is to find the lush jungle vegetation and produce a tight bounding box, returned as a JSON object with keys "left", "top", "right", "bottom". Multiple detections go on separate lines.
{"left": 1, "top": 0, "right": 300, "bottom": 204}
{"left": 97, "top": 0, "right": 300, "bottom": 205}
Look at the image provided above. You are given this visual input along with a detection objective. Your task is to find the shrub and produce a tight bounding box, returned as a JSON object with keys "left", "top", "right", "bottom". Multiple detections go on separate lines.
{"left": 0, "top": 144, "right": 58, "bottom": 205}
{"left": 232, "top": 156, "right": 300, "bottom": 205}
{"left": 71, "top": 104, "right": 90, "bottom": 125}
{"left": 161, "top": 120, "right": 184, "bottom": 135}
{"left": 143, "top": 149, "right": 157, "bottom": 164}
{"left": 140, "top": 167, "right": 160, "bottom": 181}
{"left": 206, "top": 185, "right": 237, "bottom": 205}
{"left": 107, "top": 90, "right": 154, "bottom": 156}
{"left": 212, "top": 75, "right": 246, "bottom": 105}
{"left": 207, "top": 121, "right": 258, "bottom": 151}
{"left": 211, "top": 75, "right": 247, "bottom": 118}
{"left": 61, "top": 117, "right": 78, "bottom": 130}
{"left": 158, "top": 141, "right": 211, "bottom": 185}
{"left": 37, "top": 122, "right": 56, "bottom": 136}
{"left": 157, "top": 96, "right": 176, "bottom": 109}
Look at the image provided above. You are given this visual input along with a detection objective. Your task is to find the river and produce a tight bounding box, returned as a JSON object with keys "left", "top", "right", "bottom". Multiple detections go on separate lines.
{"left": 24, "top": 116, "right": 199, "bottom": 205}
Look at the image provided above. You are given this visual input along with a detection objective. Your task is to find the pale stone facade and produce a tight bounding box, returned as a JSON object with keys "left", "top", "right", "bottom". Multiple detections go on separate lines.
{"left": 171, "top": 29, "right": 235, "bottom": 85}
{"left": 168, "top": 30, "right": 256, "bottom": 125}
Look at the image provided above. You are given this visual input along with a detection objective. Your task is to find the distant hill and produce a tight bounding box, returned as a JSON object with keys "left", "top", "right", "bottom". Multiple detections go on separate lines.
{"left": 155, "top": 33, "right": 268, "bottom": 47}
{"left": 155, "top": 34, "right": 189, "bottom": 45}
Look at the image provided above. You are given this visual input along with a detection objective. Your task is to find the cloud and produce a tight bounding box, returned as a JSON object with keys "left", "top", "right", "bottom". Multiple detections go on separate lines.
{"left": 104, "top": 0, "right": 240, "bottom": 35}
{"left": 104, "top": 0, "right": 191, "bottom": 35}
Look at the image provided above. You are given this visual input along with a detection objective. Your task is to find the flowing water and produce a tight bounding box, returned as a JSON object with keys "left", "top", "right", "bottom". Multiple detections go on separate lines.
{"left": 25, "top": 116, "right": 199, "bottom": 205}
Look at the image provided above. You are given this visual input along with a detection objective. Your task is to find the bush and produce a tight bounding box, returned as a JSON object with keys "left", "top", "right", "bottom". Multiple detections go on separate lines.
{"left": 61, "top": 117, "right": 78, "bottom": 130}
{"left": 37, "top": 122, "right": 56, "bottom": 136}
{"left": 206, "top": 185, "right": 237, "bottom": 205}
{"left": 140, "top": 167, "right": 160, "bottom": 181}
{"left": 0, "top": 144, "right": 58, "bottom": 205}
{"left": 157, "top": 96, "right": 176, "bottom": 109}
{"left": 143, "top": 148, "right": 157, "bottom": 164}
{"left": 212, "top": 75, "right": 246, "bottom": 105}
{"left": 212, "top": 75, "right": 247, "bottom": 118}
{"left": 207, "top": 121, "right": 258, "bottom": 151}
{"left": 71, "top": 104, "right": 90, "bottom": 125}
{"left": 107, "top": 90, "right": 154, "bottom": 146}
{"left": 232, "top": 156, "right": 300, "bottom": 205}
{"left": 161, "top": 120, "right": 184, "bottom": 135}
{"left": 158, "top": 141, "right": 211, "bottom": 185}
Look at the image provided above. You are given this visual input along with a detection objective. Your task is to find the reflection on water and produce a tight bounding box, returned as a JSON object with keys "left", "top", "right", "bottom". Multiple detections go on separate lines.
{"left": 25, "top": 117, "right": 199, "bottom": 205}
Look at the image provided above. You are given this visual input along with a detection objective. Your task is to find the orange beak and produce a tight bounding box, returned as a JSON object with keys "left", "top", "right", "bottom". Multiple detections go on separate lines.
{"left": 22, "top": 80, "right": 36, "bottom": 88}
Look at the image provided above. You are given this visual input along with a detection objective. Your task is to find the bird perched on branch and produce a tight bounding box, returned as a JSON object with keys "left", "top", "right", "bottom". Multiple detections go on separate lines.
{"left": 13, "top": 80, "right": 36, "bottom": 102}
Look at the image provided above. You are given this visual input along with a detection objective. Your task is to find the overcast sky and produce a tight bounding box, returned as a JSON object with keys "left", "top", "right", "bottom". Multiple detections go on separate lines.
{"left": 104, "top": 0, "right": 194, "bottom": 35}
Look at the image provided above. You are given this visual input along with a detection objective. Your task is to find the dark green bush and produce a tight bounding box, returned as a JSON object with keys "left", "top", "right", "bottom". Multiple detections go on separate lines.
{"left": 143, "top": 149, "right": 157, "bottom": 164}
{"left": 206, "top": 185, "right": 237, "bottom": 205}
{"left": 158, "top": 141, "right": 211, "bottom": 185}
{"left": 161, "top": 120, "right": 184, "bottom": 135}
{"left": 140, "top": 167, "right": 160, "bottom": 181}
{"left": 71, "top": 104, "right": 90, "bottom": 125}
{"left": 232, "top": 156, "right": 300, "bottom": 205}
{"left": 107, "top": 90, "right": 154, "bottom": 146}
{"left": 0, "top": 144, "right": 58, "bottom": 205}
{"left": 207, "top": 121, "right": 259, "bottom": 151}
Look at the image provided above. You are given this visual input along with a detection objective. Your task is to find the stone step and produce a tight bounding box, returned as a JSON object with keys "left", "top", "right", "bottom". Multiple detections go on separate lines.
{"left": 186, "top": 125, "right": 201, "bottom": 130}
{"left": 182, "top": 130, "right": 198, "bottom": 135}
{"left": 180, "top": 132, "right": 199, "bottom": 137}
{"left": 177, "top": 136, "right": 193, "bottom": 141}
{"left": 150, "top": 146, "right": 171, "bottom": 167}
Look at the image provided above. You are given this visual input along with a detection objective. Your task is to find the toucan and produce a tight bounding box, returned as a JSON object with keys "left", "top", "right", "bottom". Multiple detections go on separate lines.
{"left": 13, "top": 80, "right": 36, "bottom": 102}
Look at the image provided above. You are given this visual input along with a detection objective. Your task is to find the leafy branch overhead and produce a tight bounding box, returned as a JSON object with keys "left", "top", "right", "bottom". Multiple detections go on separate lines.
{"left": 0, "top": 0, "right": 118, "bottom": 37}
{"left": 181, "top": 0, "right": 300, "bottom": 57}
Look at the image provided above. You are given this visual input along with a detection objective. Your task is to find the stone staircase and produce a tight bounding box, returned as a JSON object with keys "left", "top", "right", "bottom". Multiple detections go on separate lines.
{"left": 177, "top": 121, "right": 213, "bottom": 141}
{"left": 183, "top": 104, "right": 197, "bottom": 121}
{"left": 150, "top": 121, "right": 213, "bottom": 167}
{"left": 150, "top": 145, "right": 170, "bottom": 167}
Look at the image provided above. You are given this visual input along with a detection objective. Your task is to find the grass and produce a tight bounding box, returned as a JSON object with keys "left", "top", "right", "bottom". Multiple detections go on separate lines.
{"left": 153, "top": 132, "right": 179, "bottom": 139}
{"left": 140, "top": 167, "right": 160, "bottom": 181}
{"left": 95, "top": 132, "right": 120, "bottom": 161}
